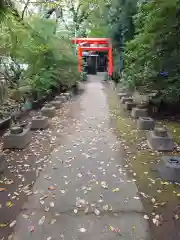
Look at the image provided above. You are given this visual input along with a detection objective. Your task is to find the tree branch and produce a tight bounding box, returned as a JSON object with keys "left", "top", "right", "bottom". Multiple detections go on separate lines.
{"left": 44, "top": 8, "right": 56, "bottom": 19}
{"left": 21, "top": 0, "right": 31, "bottom": 20}
{"left": 60, "top": 14, "right": 70, "bottom": 31}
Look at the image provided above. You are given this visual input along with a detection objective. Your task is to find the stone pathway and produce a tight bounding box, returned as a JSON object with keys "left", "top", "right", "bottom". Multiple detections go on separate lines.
{"left": 12, "top": 75, "right": 150, "bottom": 240}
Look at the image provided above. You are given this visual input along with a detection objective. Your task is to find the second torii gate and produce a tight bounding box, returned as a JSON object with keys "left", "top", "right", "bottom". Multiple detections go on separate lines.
{"left": 72, "top": 38, "right": 113, "bottom": 76}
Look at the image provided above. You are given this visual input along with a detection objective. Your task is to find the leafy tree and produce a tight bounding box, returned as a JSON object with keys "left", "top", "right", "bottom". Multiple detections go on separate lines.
{"left": 124, "top": 0, "right": 179, "bottom": 104}
{"left": 0, "top": 4, "right": 79, "bottom": 104}
{"left": 86, "top": 0, "right": 138, "bottom": 75}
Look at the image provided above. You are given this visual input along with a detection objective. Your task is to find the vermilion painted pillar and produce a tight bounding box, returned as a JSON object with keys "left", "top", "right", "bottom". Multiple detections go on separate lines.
{"left": 108, "top": 46, "right": 113, "bottom": 76}
{"left": 79, "top": 47, "right": 83, "bottom": 72}
{"left": 78, "top": 47, "right": 83, "bottom": 72}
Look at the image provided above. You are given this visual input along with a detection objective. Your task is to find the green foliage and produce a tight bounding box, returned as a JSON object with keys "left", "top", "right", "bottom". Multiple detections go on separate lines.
{"left": 124, "top": 0, "right": 179, "bottom": 104}
{"left": 107, "top": 0, "right": 138, "bottom": 49}
{"left": 87, "top": 0, "right": 138, "bottom": 77}
{"left": 0, "top": 13, "right": 79, "bottom": 102}
{"left": 0, "top": 80, "right": 8, "bottom": 103}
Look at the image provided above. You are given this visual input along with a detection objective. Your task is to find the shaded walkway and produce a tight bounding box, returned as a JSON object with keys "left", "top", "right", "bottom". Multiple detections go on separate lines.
{"left": 12, "top": 75, "right": 150, "bottom": 240}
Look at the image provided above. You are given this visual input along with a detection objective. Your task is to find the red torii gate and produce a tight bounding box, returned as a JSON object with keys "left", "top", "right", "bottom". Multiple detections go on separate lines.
{"left": 72, "top": 38, "right": 113, "bottom": 76}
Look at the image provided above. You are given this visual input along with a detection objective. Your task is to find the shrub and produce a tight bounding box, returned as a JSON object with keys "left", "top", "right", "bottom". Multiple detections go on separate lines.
{"left": 0, "top": 13, "right": 80, "bottom": 102}
{"left": 123, "top": 0, "right": 179, "bottom": 105}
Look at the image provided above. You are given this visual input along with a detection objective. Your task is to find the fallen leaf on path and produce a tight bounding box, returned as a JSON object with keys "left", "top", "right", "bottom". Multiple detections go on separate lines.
{"left": 144, "top": 215, "right": 149, "bottom": 220}
{"left": 77, "top": 173, "right": 82, "bottom": 178}
{"left": 40, "top": 201, "right": 44, "bottom": 205}
{"left": 109, "top": 225, "right": 121, "bottom": 234}
{"left": 9, "top": 220, "right": 16, "bottom": 228}
{"left": 44, "top": 206, "right": 50, "bottom": 212}
{"left": 112, "top": 188, "right": 120, "bottom": 192}
{"left": 28, "top": 225, "right": 35, "bottom": 232}
{"left": 132, "top": 226, "right": 136, "bottom": 232}
{"left": 79, "top": 227, "right": 86, "bottom": 233}
{"left": 102, "top": 205, "right": 109, "bottom": 211}
{"left": 44, "top": 175, "right": 51, "bottom": 180}
{"left": 160, "top": 202, "right": 166, "bottom": 206}
{"left": 48, "top": 185, "right": 56, "bottom": 191}
{"left": 47, "top": 237, "right": 52, "bottom": 240}
{"left": 101, "top": 181, "right": 108, "bottom": 189}
{"left": 40, "top": 195, "right": 48, "bottom": 201}
{"left": 49, "top": 202, "right": 55, "bottom": 208}
{"left": 76, "top": 198, "right": 87, "bottom": 208}
{"left": 38, "top": 216, "right": 46, "bottom": 225}
{"left": 14, "top": 192, "right": 19, "bottom": 196}
{"left": 0, "top": 188, "right": 6, "bottom": 192}
{"left": 6, "top": 179, "right": 14, "bottom": 185}
{"left": 0, "top": 223, "right": 8, "bottom": 228}
{"left": 6, "top": 201, "right": 14, "bottom": 208}
{"left": 84, "top": 206, "right": 89, "bottom": 214}
{"left": 74, "top": 209, "right": 78, "bottom": 214}
{"left": 152, "top": 215, "right": 160, "bottom": 226}
{"left": 22, "top": 214, "right": 29, "bottom": 219}
{"left": 60, "top": 234, "right": 64, "bottom": 239}
{"left": 157, "top": 190, "right": 162, "bottom": 193}
{"left": 8, "top": 234, "right": 13, "bottom": 239}
{"left": 94, "top": 209, "right": 100, "bottom": 216}
{"left": 26, "top": 191, "right": 33, "bottom": 196}
{"left": 65, "top": 180, "right": 71, "bottom": 185}
{"left": 133, "top": 196, "right": 140, "bottom": 200}
{"left": 60, "top": 189, "right": 65, "bottom": 194}
{"left": 139, "top": 192, "right": 148, "bottom": 198}
{"left": 161, "top": 181, "right": 169, "bottom": 185}
{"left": 174, "top": 214, "right": 179, "bottom": 220}
{"left": 50, "top": 219, "right": 56, "bottom": 225}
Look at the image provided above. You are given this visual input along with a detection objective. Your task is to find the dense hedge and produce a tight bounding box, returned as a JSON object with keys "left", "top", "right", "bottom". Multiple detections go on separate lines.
{"left": 123, "top": 0, "right": 179, "bottom": 105}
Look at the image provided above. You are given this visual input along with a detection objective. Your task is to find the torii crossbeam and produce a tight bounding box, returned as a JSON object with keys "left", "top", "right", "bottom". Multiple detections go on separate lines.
{"left": 72, "top": 38, "right": 113, "bottom": 76}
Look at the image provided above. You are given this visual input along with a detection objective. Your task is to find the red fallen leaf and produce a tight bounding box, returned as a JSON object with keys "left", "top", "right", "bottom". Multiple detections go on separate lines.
{"left": 28, "top": 225, "right": 35, "bottom": 232}
{"left": 109, "top": 225, "right": 121, "bottom": 235}
{"left": 0, "top": 188, "right": 7, "bottom": 192}
{"left": 48, "top": 185, "right": 56, "bottom": 191}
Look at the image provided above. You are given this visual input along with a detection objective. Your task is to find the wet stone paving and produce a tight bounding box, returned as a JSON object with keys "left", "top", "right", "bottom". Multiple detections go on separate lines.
{"left": 0, "top": 75, "right": 150, "bottom": 240}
